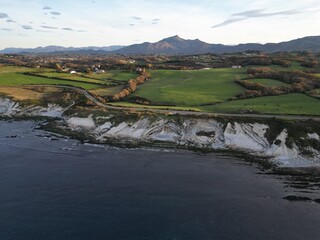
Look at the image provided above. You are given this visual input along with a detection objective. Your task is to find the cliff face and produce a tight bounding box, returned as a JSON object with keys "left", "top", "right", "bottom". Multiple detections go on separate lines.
{"left": 0, "top": 98, "right": 64, "bottom": 118}
{"left": 1, "top": 98, "right": 320, "bottom": 168}
{"left": 66, "top": 114, "right": 320, "bottom": 168}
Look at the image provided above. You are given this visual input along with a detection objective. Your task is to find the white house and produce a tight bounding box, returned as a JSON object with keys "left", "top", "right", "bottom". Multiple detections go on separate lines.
{"left": 232, "top": 65, "right": 242, "bottom": 69}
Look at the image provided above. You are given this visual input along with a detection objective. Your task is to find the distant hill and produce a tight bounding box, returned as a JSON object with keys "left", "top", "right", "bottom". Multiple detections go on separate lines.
{"left": 0, "top": 45, "right": 125, "bottom": 54}
{"left": 114, "top": 35, "right": 320, "bottom": 55}
{"left": 114, "top": 35, "right": 214, "bottom": 55}
{"left": 1, "top": 35, "right": 320, "bottom": 55}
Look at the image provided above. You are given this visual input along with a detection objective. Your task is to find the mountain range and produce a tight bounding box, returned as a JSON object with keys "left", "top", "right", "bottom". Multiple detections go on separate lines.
{"left": 1, "top": 35, "right": 320, "bottom": 55}
{"left": 0, "top": 45, "right": 124, "bottom": 54}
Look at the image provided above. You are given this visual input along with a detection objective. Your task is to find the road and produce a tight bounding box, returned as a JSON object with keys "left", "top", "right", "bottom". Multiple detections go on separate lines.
{"left": 28, "top": 84, "right": 320, "bottom": 121}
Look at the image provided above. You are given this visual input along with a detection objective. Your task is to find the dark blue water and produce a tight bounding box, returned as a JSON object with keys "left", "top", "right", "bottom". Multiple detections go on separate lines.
{"left": 1, "top": 121, "right": 320, "bottom": 240}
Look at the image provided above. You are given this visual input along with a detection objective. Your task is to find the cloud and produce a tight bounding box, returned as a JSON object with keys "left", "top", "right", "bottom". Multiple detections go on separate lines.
{"left": 152, "top": 18, "right": 160, "bottom": 22}
{"left": 212, "top": 18, "right": 246, "bottom": 28}
{"left": 129, "top": 24, "right": 135, "bottom": 27}
{"left": 78, "top": 30, "right": 87, "bottom": 32}
{"left": 0, "top": 28, "right": 12, "bottom": 31}
{"left": 36, "top": 30, "right": 53, "bottom": 33}
{"left": 232, "top": 9, "right": 265, "bottom": 17}
{"left": 51, "top": 11, "right": 61, "bottom": 16}
{"left": 43, "top": 6, "right": 52, "bottom": 10}
{"left": 41, "top": 25, "right": 58, "bottom": 29}
{"left": 232, "top": 9, "right": 302, "bottom": 18}
{"left": 61, "top": 27, "right": 74, "bottom": 31}
{"left": 152, "top": 22, "right": 159, "bottom": 25}
{"left": 212, "top": 8, "right": 303, "bottom": 28}
{"left": 132, "top": 16, "right": 142, "bottom": 20}
{"left": 22, "top": 25, "right": 33, "bottom": 30}
{"left": 0, "top": 13, "right": 9, "bottom": 18}
{"left": 6, "top": 19, "right": 16, "bottom": 23}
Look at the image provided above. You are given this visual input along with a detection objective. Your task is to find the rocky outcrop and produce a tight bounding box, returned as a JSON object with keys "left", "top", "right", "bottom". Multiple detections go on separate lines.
{"left": 0, "top": 98, "right": 64, "bottom": 118}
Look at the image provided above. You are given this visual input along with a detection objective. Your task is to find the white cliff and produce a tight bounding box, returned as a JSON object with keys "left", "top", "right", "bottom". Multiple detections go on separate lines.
{"left": 0, "top": 98, "right": 64, "bottom": 118}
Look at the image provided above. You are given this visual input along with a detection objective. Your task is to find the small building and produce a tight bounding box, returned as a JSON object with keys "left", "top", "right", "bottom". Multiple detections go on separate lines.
{"left": 232, "top": 65, "right": 242, "bottom": 69}
{"left": 136, "top": 67, "right": 143, "bottom": 73}
{"left": 94, "top": 68, "right": 105, "bottom": 74}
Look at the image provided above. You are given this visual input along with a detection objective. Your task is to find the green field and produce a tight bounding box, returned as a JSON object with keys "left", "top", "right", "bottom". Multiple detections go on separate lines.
{"left": 89, "top": 86, "right": 124, "bottom": 96}
{"left": 132, "top": 69, "right": 246, "bottom": 106}
{"left": 202, "top": 93, "right": 320, "bottom": 116}
{"left": 1, "top": 65, "right": 319, "bottom": 116}
{"left": 0, "top": 66, "right": 103, "bottom": 90}
{"left": 35, "top": 72, "right": 107, "bottom": 85}
{"left": 248, "top": 78, "right": 289, "bottom": 87}
{"left": 311, "top": 88, "right": 320, "bottom": 97}
{"left": 83, "top": 70, "right": 138, "bottom": 82}
{"left": 110, "top": 101, "right": 201, "bottom": 111}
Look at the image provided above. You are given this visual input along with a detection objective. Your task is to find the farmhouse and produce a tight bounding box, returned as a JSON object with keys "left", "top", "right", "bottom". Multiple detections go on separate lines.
{"left": 94, "top": 68, "right": 105, "bottom": 74}
{"left": 232, "top": 65, "right": 242, "bottom": 69}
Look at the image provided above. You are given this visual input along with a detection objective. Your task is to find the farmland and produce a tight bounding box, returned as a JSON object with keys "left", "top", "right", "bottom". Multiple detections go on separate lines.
{"left": 132, "top": 69, "right": 246, "bottom": 106}
{"left": 248, "top": 78, "right": 289, "bottom": 87}
{"left": 84, "top": 70, "right": 138, "bottom": 82}
{"left": 0, "top": 66, "right": 139, "bottom": 95}
{"left": 1, "top": 51, "right": 320, "bottom": 116}
{"left": 202, "top": 93, "right": 320, "bottom": 116}
{"left": 0, "top": 66, "right": 103, "bottom": 90}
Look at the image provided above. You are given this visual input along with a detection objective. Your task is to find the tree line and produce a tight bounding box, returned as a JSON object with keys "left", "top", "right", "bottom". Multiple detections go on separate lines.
{"left": 106, "top": 69, "right": 151, "bottom": 102}
{"left": 233, "top": 67, "right": 320, "bottom": 99}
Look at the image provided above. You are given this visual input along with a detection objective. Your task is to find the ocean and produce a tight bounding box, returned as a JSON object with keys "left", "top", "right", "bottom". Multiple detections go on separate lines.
{"left": 1, "top": 120, "right": 320, "bottom": 240}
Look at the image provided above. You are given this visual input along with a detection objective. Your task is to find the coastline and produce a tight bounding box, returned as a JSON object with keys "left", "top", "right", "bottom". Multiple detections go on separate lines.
{"left": 1, "top": 97, "right": 320, "bottom": 170}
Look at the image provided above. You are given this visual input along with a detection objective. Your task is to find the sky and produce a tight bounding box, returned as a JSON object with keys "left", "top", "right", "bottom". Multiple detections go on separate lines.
{"left": 0, "top": 0, "right": 320, "bottom": 49}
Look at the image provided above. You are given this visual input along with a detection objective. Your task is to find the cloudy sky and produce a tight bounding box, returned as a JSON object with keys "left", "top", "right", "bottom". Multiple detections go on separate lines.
{"left": 0, "top": 0, "right": 320, "bottom": 49}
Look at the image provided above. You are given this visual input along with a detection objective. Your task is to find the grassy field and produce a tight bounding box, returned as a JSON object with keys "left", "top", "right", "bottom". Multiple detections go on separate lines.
{"left": 110, "top": 101, "right": 201, "bottom": 111}
{"left": 89, "top": 86, "right": 124, "bottom": 97}
{"left": 35, "top": 72, "right": 107, "bottom": 84}
{"left": 132, "top": 69, "right": 246, "bottom": 106}
{"left": 1, "top": 65, "right": 319, "bottom": 116}
{"left": 0, "top": 86, "right": 62, "bottom": 100}
{"left": 0, "top": 65, "right": 41, "bottom": 73}
{"left": 83, "top": 70, "right": 138, "bottom": 82}
{"left": 0, "top": 71, "right": 101, "bottom": 89}
{"left": 310, "top": 88, "right": 320, "bottom": 98}
{"left": 0, "top": 66, "right": 132, "bottom": 90}
{"left": 248, "top": 78, "right": 289, "bottom": 87}
{"left": 202, "top": 93, "right": 320, "bottom": 116}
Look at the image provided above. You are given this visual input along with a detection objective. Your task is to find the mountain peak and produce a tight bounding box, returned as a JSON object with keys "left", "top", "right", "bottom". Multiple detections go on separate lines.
{"left": 162, "top": 35, "right": 184, "bottom": 42}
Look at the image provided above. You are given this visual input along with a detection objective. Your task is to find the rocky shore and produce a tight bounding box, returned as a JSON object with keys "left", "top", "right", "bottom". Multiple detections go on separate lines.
{"left": 1, "top": 97, "right": 319, "bottom": 168}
